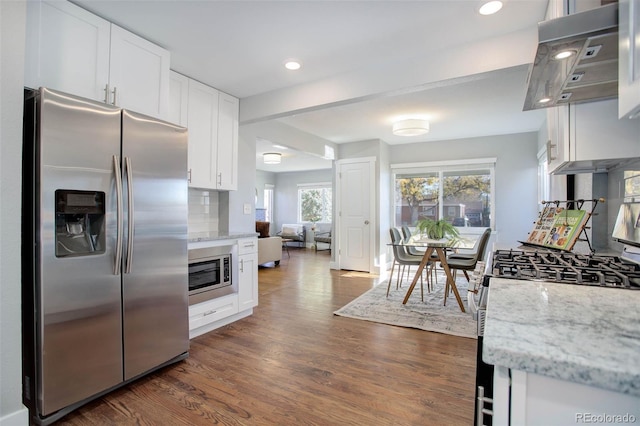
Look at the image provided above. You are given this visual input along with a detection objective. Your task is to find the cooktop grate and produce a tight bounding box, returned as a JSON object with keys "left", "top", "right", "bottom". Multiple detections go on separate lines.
{"left": 490, "top": 249, "right": 640, "bottom": 289}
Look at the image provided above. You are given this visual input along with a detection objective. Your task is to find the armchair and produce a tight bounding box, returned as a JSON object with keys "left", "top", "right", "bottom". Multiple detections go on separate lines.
{"left": 314, "top": 231, "right": 332, "bottom": 252}
{"left": 277, "top": 224, "right": 306, "bottom": 248}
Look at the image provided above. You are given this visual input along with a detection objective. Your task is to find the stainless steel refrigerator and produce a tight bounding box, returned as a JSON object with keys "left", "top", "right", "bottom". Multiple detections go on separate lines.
{"left": 22, "top": 87, "right": 189, "bottom": 424}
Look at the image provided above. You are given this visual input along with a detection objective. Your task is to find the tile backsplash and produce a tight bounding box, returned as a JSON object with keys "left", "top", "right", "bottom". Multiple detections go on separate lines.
{"left": 188, "top": 188, "right": 219, "bottom": 234}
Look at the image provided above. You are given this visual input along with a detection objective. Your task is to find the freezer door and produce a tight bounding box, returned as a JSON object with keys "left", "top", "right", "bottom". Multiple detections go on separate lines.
{"left": 121, "top": 110, "right": 189, "bottom": 380}
{"left": 36, "top": 88, "right": 123, "bottom": 416}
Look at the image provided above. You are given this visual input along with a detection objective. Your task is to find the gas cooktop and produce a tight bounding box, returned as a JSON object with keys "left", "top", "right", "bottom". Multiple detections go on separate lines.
{"left": 490, "top": 249, "right": 640, "bottom": 289}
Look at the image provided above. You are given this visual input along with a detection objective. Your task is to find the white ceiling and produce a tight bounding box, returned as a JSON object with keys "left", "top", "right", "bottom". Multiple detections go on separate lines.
{"left": 73, "top": 0, "right": 550, "bottom": 172}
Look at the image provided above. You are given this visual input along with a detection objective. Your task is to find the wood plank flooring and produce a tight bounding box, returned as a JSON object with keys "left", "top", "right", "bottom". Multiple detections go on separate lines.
{"left": 58, "top": 248, "right": 477, "bottom": 425}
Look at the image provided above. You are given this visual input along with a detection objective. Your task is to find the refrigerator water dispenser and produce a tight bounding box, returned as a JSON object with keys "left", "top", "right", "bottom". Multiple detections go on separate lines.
{"left": 55, "top": 190, "right": 105, "bottom": 257}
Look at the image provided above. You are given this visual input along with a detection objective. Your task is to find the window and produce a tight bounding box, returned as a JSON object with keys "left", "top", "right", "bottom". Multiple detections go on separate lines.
{"left": 263, "top": 184, "right": 274, "bottom": 223}
{"left": 298, "top": 183, "right": 332, "bottom": 223}
{"left": 392, "top": 159, "right": 495, "bottom": 229}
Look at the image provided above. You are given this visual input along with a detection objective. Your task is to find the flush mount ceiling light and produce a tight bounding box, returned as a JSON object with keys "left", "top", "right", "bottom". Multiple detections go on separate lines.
{"left": 392, "top": 119, "right": 430, "bottom": 137}
{"left": 263, "top": 152, "right": 282, "bottom": 164}
{"left": 284, "top": 60, "right": 301, "bottom": 71}
{"left": 479, "top": 1, "right": 503, "bottom": 15}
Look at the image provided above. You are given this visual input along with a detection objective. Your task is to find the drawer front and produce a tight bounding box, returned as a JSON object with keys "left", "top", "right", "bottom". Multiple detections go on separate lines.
{"left": 237, "top": 238, "right": 257, "bottom": 255}
{"left": 189, "top": 294, "right": 238, "bottom": 329}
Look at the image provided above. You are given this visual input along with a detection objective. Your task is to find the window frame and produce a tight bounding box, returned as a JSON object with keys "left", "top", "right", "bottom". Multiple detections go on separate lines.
{"left": 297, "top": 182, "right": 333, "bottom": 224}
{"left": 263, "top": 184, "right": 274, "bottom": 223}
{"left": 391, "top": 158, "right": 496, "bottom": 231}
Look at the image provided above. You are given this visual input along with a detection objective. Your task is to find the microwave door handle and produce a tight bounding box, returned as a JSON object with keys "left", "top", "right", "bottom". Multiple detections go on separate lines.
{"left": 125, "top": 156, "right": 134, "bottom": 274}
{"left": 113, "top": 155, "right": 123, "bottom": 275}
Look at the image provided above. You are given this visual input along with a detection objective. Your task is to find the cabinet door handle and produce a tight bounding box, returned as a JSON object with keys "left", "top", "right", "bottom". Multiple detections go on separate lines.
{"left": 188, "top": 168, "right": 192, "bottom": 183}
{"left": 475, "top": 386, "right": 493, "bottom": 426}
{"left": 217, "top": 172, "right": 222, "bottom": 186}
{"left": 203, "top": 309, "right": 217, "bottom": 316}
{"left": 546, "top": 140, "right": 557, "bottom": 163}
{"left": 111, "top": 86, "right": 118, "bottom": 106}
{"left": 104, "top": 84, "right": 110, "bottom": 104}
{"left": 240, "top": 259, "right": 244, "bottom": 272}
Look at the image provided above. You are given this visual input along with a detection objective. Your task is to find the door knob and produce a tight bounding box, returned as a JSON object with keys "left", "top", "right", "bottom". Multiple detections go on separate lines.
{"left": 364, "top": 220, "right": 370, "bottom": 225}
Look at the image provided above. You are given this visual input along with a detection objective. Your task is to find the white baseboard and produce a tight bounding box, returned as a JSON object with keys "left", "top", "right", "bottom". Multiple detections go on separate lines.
{"left": 0, "top": 406, "right": 29, "bottom": 426}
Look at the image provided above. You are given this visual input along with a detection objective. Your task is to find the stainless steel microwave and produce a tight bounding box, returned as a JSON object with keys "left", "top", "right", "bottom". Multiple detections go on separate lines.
{"left": 188, "top": 245, "right": 232, "bottom": 304}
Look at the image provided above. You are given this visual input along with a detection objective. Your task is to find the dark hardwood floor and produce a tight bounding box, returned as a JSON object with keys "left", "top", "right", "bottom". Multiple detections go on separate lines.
{"left": 58, "top": 248, "right": 477, "bottom": 425}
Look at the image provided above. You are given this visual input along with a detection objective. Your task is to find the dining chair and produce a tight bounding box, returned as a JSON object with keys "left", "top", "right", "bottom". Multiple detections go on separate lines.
{"left": 388, "top": 228, "right": 427, "bottom": 300}
{"left": 401, "top": 225, "right": 438, "bottom": 286}
{"left": 445, "top": 227, "right": 491, "bottom": 284}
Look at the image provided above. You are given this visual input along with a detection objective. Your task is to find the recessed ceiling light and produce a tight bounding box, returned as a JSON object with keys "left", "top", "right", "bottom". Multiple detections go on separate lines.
{"left": 273, "top": 144, "right": 288, "bottom": 149}
{"left": 554, "top": 50, "right": 576, "bottom": 60}
{"left": 538, "top": 97, "right": 552, "bottom": 104}
{"left": 479, "top": 1, "right": 503, "bottom": 15}
{"left": 284, "top": 60, "right": 301, "bottom": 71}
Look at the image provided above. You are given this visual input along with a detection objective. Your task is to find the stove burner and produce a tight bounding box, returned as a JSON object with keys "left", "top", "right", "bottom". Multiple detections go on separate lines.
{"left": 491, "top": 249, "right": 640, "bottom": 289}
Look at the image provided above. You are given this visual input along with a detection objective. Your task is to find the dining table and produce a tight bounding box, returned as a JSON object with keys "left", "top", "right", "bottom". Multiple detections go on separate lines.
{"left": 393, "top": 235, "right": 477, "bottom": 312}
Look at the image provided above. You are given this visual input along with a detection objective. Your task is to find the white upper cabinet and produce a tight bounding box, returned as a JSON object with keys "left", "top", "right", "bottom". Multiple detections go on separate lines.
{"left": 183, "top": 77, "right": 239, "bottom": 191}
{"left": 547, "top": 99, "right": 640, "bottom": 174}
{"left": 187, "top": 79, "right": 219, "bottom": 189}
{"left": 169, "top": 71, "right": 189, "bottom": 126}
{"left": 108, "top": 25, "right": 170, "bottom": 120}
{"left": 619, "top": 0, "right": 640, "bottom": 119}
{"left": 25, "top": 0, "right": 170, "bottom": 120}
{"left": 216, "top": 92, "right": 239, "bottom": 191}
{"left": 545, "top": 105, "right": 569, "bottom": 173}
{"left": 25, "top": 0, "right": 111, "bottom": 101}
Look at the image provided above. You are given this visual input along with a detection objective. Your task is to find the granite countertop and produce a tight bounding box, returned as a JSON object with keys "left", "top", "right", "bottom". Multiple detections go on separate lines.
{"left": 483, "top": 278, "right": 640, "bottom": 397}
{"left": 188, "top": 231, "right": 258, "bottom": 243}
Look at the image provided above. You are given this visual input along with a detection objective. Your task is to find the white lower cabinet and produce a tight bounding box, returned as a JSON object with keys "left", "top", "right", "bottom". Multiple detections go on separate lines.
{"left": 188, "top": 238, "right": 258, "bottom": 338}
{"left": 237, "top": 238, "right": 258, "bottom": 311}
{"left": 493, "top": 366, "right": 640, "bottom": 426}
{"left": 189, "top": 294, "right": 239, "bottom": 335}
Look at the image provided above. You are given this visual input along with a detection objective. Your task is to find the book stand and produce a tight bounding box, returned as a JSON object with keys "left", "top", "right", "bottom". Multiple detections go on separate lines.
{"left": 522, "top": 198, "right": 604, "bottom": 254}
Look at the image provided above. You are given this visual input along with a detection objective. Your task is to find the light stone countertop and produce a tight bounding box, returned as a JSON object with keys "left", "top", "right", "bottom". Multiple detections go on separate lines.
{"left": 483, "top": 277, "right": 640, "bottom": 397}
{"left": 188, "top": 231, "right": 258, "bottom": 243}
{"left": 187, "top": 232, "right": 258, "bottom": 250}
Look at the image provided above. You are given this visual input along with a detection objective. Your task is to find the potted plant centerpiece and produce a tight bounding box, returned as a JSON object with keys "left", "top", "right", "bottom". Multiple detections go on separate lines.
{"left": 416, "top": 218, "right": 460, "bottom": 242}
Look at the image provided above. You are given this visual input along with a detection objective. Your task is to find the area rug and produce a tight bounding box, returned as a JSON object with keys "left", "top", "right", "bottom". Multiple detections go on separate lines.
{"left": 334, "top": 273, "right": 477, "bottom": 339}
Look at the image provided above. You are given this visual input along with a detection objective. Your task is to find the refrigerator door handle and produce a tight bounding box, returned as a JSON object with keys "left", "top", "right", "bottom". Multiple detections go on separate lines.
{"left": 125, "top": 156, "right": 134, "bottom": 274}
{"left": 113, "top": 155, "right": 123, "bottom": 275}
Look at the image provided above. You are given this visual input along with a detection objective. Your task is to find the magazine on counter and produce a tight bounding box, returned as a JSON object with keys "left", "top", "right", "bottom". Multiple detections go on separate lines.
{"left": 525, "top": 207, "right": 588, "bottom": 251}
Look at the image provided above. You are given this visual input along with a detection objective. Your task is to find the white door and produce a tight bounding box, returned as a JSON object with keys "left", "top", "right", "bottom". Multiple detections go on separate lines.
{"left": 337, "top": 159, "right": 374, "bottom": 272}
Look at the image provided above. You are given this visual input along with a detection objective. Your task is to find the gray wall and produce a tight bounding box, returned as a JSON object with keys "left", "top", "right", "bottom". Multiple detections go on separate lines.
{"left": 1, "top": 0, "right": 29, "bottom": 423}
{"left": 390, "top": 132, "right": 540, "bottom": 249}
{"left": 255, "top": 169, "right": 276, "bottom": 210}
{"left": 274, "top": 168, "right": 333, "bottom": 240}
{"left": 225, "top": 130, "right": 259, "bottom": 234}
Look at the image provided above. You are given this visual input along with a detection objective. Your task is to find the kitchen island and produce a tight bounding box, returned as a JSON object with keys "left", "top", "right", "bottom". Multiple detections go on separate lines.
{"left": 483, "top": 278, "right": 640, "bottom": 425}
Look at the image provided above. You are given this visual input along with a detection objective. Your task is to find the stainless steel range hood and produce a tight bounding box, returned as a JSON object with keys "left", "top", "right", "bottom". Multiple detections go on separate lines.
{"left": 523, "top": 3, "right": 619, "bottom": 111}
